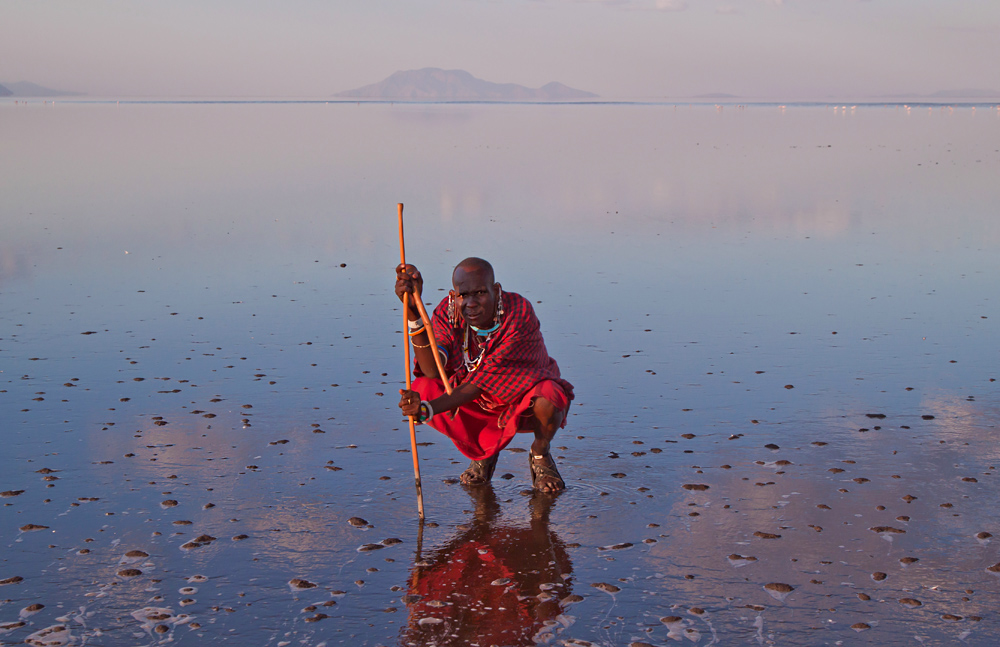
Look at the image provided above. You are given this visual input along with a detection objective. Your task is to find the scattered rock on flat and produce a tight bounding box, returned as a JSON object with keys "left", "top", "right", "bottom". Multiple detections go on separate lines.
{"left": 599, "top": 542, "right": 633, "bottom": 551}
{"left": 591, "top": 582, "right": 621, "bottom": 594}
{"left": 764, "top": 582, "right": 794, "bottom": 601}
{"left": 20, "top": 524, "right": 48, "bottom": 532}
{"left": 25, "top": 625, "right": 73, "bottom": 646}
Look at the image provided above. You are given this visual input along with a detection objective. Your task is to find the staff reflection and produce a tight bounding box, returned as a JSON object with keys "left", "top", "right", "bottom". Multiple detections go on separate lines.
{"left": 400, "top": 487, "right": 574, "bottom": 646}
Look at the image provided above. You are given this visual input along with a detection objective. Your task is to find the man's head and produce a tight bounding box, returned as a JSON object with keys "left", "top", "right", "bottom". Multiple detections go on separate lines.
{"left": 451, "top": 257, "right": 501, "bottom": 328}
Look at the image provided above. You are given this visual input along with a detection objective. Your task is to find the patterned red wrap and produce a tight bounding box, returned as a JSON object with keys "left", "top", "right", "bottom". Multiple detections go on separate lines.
{"left": 413, "top": 291, "right": 574, "bottom": 459}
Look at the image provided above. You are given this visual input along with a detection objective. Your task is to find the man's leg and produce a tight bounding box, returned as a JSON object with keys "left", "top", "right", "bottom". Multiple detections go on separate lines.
{"left": 528, "top": 396, "right": 565, "bottom": 492}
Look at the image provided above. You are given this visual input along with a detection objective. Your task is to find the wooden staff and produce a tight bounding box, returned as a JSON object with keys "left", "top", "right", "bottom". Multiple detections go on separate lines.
{"left": 397, "top": 206, "right": 454, "bottom": 397}
{"left": 399, "top": 203, "right": 424, "bottom": 519}
{"left": 397, "top": 211, "right": 453, "bottom": 395}
{"left": 412, "top": 298, "right": 453, "bottom": 396}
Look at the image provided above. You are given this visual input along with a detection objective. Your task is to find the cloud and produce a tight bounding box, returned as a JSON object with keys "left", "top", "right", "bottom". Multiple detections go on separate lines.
{"left": 715, "top": 4, "right": 740, "bottom": 14}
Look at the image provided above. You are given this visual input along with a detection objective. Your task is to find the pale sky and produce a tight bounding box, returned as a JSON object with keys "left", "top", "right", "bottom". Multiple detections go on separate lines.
{"left": 2, "top": 0, "right": 998, "bottom": 99}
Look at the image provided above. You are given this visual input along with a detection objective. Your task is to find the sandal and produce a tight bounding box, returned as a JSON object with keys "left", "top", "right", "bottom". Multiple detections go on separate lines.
{"left": 460, "top": 453, "right": 499, "bottom": 486}
{"left": 529, "top": 451, "right": 565, "bottom": 493}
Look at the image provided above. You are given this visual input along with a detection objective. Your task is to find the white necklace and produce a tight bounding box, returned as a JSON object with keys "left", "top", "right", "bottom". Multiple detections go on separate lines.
{"left": 462, "top": 326, "right": 494, "bottom": 372}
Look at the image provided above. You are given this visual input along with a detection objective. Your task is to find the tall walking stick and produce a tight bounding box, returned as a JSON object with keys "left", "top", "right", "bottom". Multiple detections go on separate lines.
{"left": 399, "top": 204, "right": 425, "bottom": 519}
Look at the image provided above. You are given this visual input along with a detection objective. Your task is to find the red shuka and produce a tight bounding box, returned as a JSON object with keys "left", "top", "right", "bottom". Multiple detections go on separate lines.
{"left": 415, "top": 291, "right": 574, "bottom": 460}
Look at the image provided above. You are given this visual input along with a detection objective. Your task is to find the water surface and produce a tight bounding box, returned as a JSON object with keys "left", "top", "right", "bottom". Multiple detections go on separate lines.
{"left": 1, "top": 100, "right": 999, "bottom": 645}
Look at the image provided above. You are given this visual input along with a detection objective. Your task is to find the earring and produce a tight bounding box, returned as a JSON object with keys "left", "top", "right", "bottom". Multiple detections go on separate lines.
{"left": 496, "top": 287, "right": 504, "bottom": 318}
{"left": 448, "top": 294, "right": 457, "bottom": 326}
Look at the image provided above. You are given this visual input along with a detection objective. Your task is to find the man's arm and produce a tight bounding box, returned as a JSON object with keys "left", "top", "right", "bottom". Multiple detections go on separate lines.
{"left": 396, "top": 263, "right": 445, "bottom": 379}
{"left": 407, "top": 327, "right": 445, "bottom": 380}
{"left": 399, "top": 381, "right": 483, "bottom": 419}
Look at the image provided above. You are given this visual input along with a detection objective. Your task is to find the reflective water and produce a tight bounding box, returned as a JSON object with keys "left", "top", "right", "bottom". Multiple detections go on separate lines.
{"left": 1, "top": 100, "right": 999, "bottom": 645}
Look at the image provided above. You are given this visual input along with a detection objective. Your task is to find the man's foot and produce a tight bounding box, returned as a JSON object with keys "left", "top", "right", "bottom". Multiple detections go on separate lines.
{"left": 529, "top": 451, "right": 565, "bottom": 493}
{"left": 460, "top": 454, "right": 499, "bottom": 486}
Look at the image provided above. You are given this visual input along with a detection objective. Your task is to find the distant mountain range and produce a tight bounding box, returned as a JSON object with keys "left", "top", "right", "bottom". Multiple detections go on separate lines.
{"left": 336, "top": 68, "right": 598, "bottom": 101}
{"left": 0, "top": 81, "right": 85, "bottom": 97}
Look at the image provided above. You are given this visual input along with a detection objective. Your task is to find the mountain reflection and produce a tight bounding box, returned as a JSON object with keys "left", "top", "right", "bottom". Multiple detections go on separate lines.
{"left": 399, "top": 487, "right": 574, "bottom": 646}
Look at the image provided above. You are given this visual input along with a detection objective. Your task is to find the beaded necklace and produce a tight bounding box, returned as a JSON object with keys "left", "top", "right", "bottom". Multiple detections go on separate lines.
{"left": 462, "top": 325, "right": 497, "bottom": 372}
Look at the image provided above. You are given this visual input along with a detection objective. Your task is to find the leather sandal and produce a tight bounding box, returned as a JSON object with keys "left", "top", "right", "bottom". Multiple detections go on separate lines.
{"left": 529, "top": 451, "right": 565, "bottom": 492}
{"left": 460, "top": 453, "right": 499, "bottom": 486}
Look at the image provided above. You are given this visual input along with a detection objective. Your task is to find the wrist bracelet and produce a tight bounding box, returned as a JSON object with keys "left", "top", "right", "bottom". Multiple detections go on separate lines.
{"left": 408, "top": 319, "right": 424, "bottom": 331}
{"left": 417, "top": 400, "right": 434, "bottom": 423}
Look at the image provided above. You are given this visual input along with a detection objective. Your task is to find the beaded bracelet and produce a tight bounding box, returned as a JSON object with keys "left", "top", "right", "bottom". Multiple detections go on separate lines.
{"left": 417, "top": 400, "right": 434, "bottom": 423}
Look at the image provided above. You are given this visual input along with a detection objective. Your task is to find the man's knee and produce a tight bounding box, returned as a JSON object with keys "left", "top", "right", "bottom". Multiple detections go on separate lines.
{"left": 532, "top": 396, "right": 563, "bottom": 432}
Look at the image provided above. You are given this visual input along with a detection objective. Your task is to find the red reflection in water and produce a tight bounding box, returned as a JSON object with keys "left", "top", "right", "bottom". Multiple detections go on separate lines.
{"left": 400, "top": 488, "right": 573, "bottom": 646}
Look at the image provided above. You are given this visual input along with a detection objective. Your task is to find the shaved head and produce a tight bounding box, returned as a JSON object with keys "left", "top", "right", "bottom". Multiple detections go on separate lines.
{"left": 451, "top": 258, "right": 501, "bottom": 328}
{"left": 453, "top": 257, "right": 495, "bottom": 285}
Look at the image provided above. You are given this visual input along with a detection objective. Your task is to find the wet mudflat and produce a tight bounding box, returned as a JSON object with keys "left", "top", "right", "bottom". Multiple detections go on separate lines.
{"left": 1, "top": 100, "right": 999, "bottom": 645}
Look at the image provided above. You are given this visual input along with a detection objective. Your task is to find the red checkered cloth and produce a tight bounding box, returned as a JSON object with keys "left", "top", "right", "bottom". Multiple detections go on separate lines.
{"left": 424, "top": 291, "right": 574, "bottom": 428}
{"left": 412, "top": 291, "right": 574, "bottom": 459}
{"left": 413, "top": 376, "right": 570, "bottom": 460}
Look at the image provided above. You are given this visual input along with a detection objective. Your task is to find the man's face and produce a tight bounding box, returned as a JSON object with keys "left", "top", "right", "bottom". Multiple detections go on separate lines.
{"left": 452, "top": 267, "right": 497, "bottom": 328}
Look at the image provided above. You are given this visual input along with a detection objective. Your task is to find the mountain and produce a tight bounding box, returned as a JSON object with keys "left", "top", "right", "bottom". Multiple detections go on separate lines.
{"left": 0, "top": 84, "right": 12, "bottom": 97}
{"left": 0, "top": 81, "right": 85, "bottom": 97}
{"left": 336, "top": 68, "right": 598, "bottom": 101}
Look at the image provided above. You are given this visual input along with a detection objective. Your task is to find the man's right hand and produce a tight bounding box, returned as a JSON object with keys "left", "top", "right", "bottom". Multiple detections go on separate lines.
{"left": 398, "top": 388, "right": 422, "bottom": 417}
{"left": 395, "top": 264, "right": 423, "bottom": 319}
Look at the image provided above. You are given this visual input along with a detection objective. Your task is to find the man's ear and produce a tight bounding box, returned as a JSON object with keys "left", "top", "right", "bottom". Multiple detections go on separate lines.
{"left": 449, "top": 288, "right": 458, "bottom": 298}
{"left": 493, "top": 282, "right": 502, "bottom": 294}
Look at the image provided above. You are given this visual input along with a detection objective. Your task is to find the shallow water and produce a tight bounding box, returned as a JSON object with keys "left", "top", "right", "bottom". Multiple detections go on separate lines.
{"left": 1, "top": 100, "right": 999, "bottom": 645}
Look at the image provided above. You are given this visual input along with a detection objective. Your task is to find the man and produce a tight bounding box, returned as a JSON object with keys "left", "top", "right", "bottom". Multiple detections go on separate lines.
{"left": 396, "top": 257, "right": 573, "bottom": 493}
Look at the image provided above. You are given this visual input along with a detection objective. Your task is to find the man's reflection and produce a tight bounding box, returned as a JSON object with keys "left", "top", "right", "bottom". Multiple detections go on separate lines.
{"left": 399, "top": 487, "right": 574, "bottom": 646}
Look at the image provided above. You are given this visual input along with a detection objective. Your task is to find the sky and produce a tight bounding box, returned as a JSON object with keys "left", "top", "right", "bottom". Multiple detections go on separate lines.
{"left": 1, "top": 0, "right": 999, "bottom": 99}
